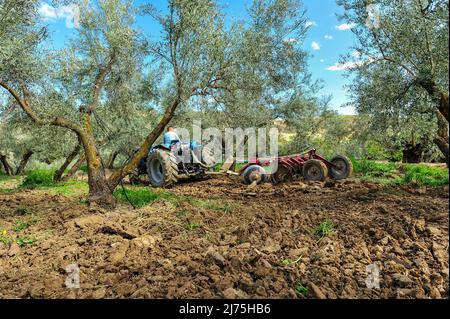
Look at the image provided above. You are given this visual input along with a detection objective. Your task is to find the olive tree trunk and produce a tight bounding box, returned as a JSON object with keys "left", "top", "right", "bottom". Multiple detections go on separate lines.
{"left": 54, "top": 144, "right": 81, "bottom": 182}
{"left": 435, "top": 111, "right": 449, "bottom": 167}
{"left": 0, "top": 154, "right": 14, "bottom": 176}
{"left": 80, "top": 133, "right": 115, "bottom": 208}
{"left": 62, "top": 155, "right": 85, "bottom": 182}
{"left": 106, "top": 151, "right": 119, "bottom": 169}
{"left": 15, "top": 150, "right": 33, "bottom": 175}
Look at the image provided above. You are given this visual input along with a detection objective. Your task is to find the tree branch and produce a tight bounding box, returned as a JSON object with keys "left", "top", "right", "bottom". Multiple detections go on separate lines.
{"left": 88, "top": 52, "right": 116, "bottom": 113}
{"left": 0, "top": 79, "right": 85, "bottom": 136}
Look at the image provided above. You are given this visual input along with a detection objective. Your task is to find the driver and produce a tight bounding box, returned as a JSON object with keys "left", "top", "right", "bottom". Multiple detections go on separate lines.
{"left": 163, "top": 127, "right": 180, "bottom": 148}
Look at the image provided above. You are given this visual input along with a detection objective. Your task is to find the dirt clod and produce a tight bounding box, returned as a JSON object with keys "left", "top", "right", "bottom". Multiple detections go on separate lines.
{"left": 0, "top": 178, "right": 448, "bottom": 299}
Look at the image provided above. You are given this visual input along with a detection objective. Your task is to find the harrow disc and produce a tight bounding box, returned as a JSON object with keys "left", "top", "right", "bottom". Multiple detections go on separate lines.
{"left": 303, "top": 159, "right": 328, "bottom": 182}
{"left": 329, "top": 155, "right": 353, "bottom": 180}
{"left": 271, "top": 164, "right": 294, "bottom": 185}
{"left": 242, "top": 165, "right": 267, "bottom": 185}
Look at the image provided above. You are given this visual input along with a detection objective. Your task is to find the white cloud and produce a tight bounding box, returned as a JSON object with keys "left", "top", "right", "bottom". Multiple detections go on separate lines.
{"left": 352, "top": 50, "right": 362, "bottom": 57}
{"left": 311, "top": 41, "right": 321, "bottom": 51}
{"left": 320, "top": 59, "right": 325, "bottom": 63}
{"left": 335, "top": 23, "right": 356, "bottom": 31}
{"left": 284, "top": 38, "right": 297, "bottom": 44}
{"left": 38, "top": 3, "right": 79, "bottom": 28}
{"left": 327, "top": 58, "right": 374, "bottom": 71}
{"left": 324, "top": 35, "right": 333, "bottom": 40}
{"left": 39, "top": 4, "right": 58, "bottom": 19}
{"left": 305, "top": 20, "right": 317, "bottom": 28}
{"left": 327, "top": 61, "right": 359, "bottom": 71}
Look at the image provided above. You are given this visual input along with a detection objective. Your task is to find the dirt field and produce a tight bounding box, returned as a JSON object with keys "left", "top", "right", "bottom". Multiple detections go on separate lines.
{"left": 0, "top": 177, "right": 448, "bottom": 299}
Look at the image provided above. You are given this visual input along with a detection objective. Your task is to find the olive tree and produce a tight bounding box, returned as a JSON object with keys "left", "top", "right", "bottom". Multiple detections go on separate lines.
{"left": 1, "top": 0, "right": 319, "bottom": 207}
{"left": 337, "top": 0, "right": 449, "bottom": 164}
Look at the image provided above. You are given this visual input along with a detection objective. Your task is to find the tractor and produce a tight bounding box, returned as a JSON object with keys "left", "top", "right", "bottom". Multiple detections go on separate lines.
{"left": 129, "top": 140, "right": 215, "bottom": 187}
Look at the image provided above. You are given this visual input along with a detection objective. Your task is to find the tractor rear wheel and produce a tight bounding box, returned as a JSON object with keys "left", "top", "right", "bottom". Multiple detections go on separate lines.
{"left": 147, "top": 149, "right": 179, "bottom": 188}
{"left": 303, "top": 159, "right": 328, "bottom": 182}
{"left": 329, "top": 155, "right": 353, "bottom": 180}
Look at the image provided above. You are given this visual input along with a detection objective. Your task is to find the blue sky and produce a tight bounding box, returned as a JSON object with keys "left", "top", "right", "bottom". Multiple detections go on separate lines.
{"left": 39, "top": 0, "right": 358, "bottom": 114}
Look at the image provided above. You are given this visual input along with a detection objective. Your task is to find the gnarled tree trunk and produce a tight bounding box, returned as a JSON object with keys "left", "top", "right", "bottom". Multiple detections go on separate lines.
{"left": 0, "top": 154, "right": 14, "bottom": 176}
{"left": 435, "top": 111, "right": 449, "bottom": 167}
{"left": 106, "top": 151, "right": 119, "bottom": 169}
{"left": 54, "top": 143, "right": 81, "bottom": 182}
{"left": 81, "top": 133, "right": 115, "bottom": 208}
{"left": 418, "top": 80, "right": 449, "bottom": 165}
{"left": 402, "top": 143, "right": 424, "bottom": 163}
{"left": 62, "top": 154, "right": 85, "bottom": 182}
{"left": 15, "top": 150, "right": 33, "bottom": 175}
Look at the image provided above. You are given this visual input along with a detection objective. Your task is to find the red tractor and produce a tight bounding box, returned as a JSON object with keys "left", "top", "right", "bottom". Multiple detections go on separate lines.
{"left": 240, "top": 149, "right": 353, "bottom": 185}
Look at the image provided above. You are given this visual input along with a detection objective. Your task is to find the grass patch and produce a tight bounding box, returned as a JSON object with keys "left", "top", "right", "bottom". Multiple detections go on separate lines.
{"left": 21, "top": 169, "right": 55, "bottom": 188}
{"left": 185, "top": 196, "right": 237, "bottom": 213}
{"left": 295, "top": 283, "right": 309, "bottom": 297}
{"left": 0, "top": 233, "right": 37, "bottom": 246}
{"left": 315, "top": 220, "right": 334, "bottom": 240}
{"left": 114, "top": 187, "right": 159, "bottom": 208}
{"left": 12, "top": 217, "right": 37, "bottom": 232}
{"left": 351, "top": 159, "right": 449, "bottom": 187}
{"left": 0, "top": 216, "right": 39, "bottom": 247}
{"left": 351, "top": 158, "right": 396, "bottom": 175}
{"left": 0, "top": 172, "right": 10, "bottom": 182}
{"left": 19, "top": 169, "right": 88, "bottom": 195}
{"left": 184, "top": 221, "right": 202, "bottom": 230}
{"left": 113, "top": 187, "right": 176, "bottom": 208}
{"left": 14, "top": 236, "right": 37, "bottom": 246}
{"left": 402, "top": 164, "right": 449, "bottom": 186}
{"left": 47, "top": 180, "right": 88, "bottom": 195}
{"left": 79, "top": 165, "right": 88, "bottom": 173}
{"left": 0, "top": 188, "right": 16, "bottom": 194}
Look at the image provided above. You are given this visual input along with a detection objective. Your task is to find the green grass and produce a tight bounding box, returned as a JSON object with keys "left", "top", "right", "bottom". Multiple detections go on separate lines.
{"left": 47, "top": 180, "right": 88, "bottom": 195}
{"left": 113, "top": 187, "right": 177, "bottom": 208}
{"left": 12, "top": 217, "right": 37, "bottom": 232}
{"left": 19, "top": 169, "right": 88, "bottom": 195}
{"left": 0, "top": 215, "right": 39, "bottom": 247}
{"left": 185, "top": 197, "right": 237, "bottom": 213}
{"left": 315, "top": 220, "right": 334, "bottom": 240}
{"left": 0, "top": 234, "right": 37, "bottom": 246}
{"left": 351, "top": 159, "right": 449, "bottom": 187}
{"left": 295, "top": 283, "right": 309, "bottom": 297}
{"left": 402, "top": 164, "right": 449, "bottom": 186}
{"left": 21, "top": 169, "right": 55, "bottom": 188}
{"left": 351, "top": 158, "right": 396, "bottom": 175}
{"left": 0, "top": 172, "right": 10, "bottom": 182}
{"left": 14, "top": 236, "right": 37, "bottom": 246}
{"left": 0, "top": 188, "right": 16, "bottom": 194}
{"left": 79, "top": 165, "right": 88, "bottom": 173}
{"left": 113, "top": 187, "right": 237, "bottom": 212}
{"left": 184, "top": 221, "right": 202, "bottom": 230}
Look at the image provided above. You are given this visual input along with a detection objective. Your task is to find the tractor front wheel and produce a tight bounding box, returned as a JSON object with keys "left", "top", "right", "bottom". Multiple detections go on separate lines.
{"left": 147, "top": 149, "right": 179, "bottom": 188}
{"left": 303, "top": 159, "right": 328, "bottom": 182}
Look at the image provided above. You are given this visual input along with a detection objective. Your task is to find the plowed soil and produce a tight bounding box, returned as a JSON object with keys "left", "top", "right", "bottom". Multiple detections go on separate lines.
{"left": 0, "top": 177, "right": 448, "bottom": 299}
